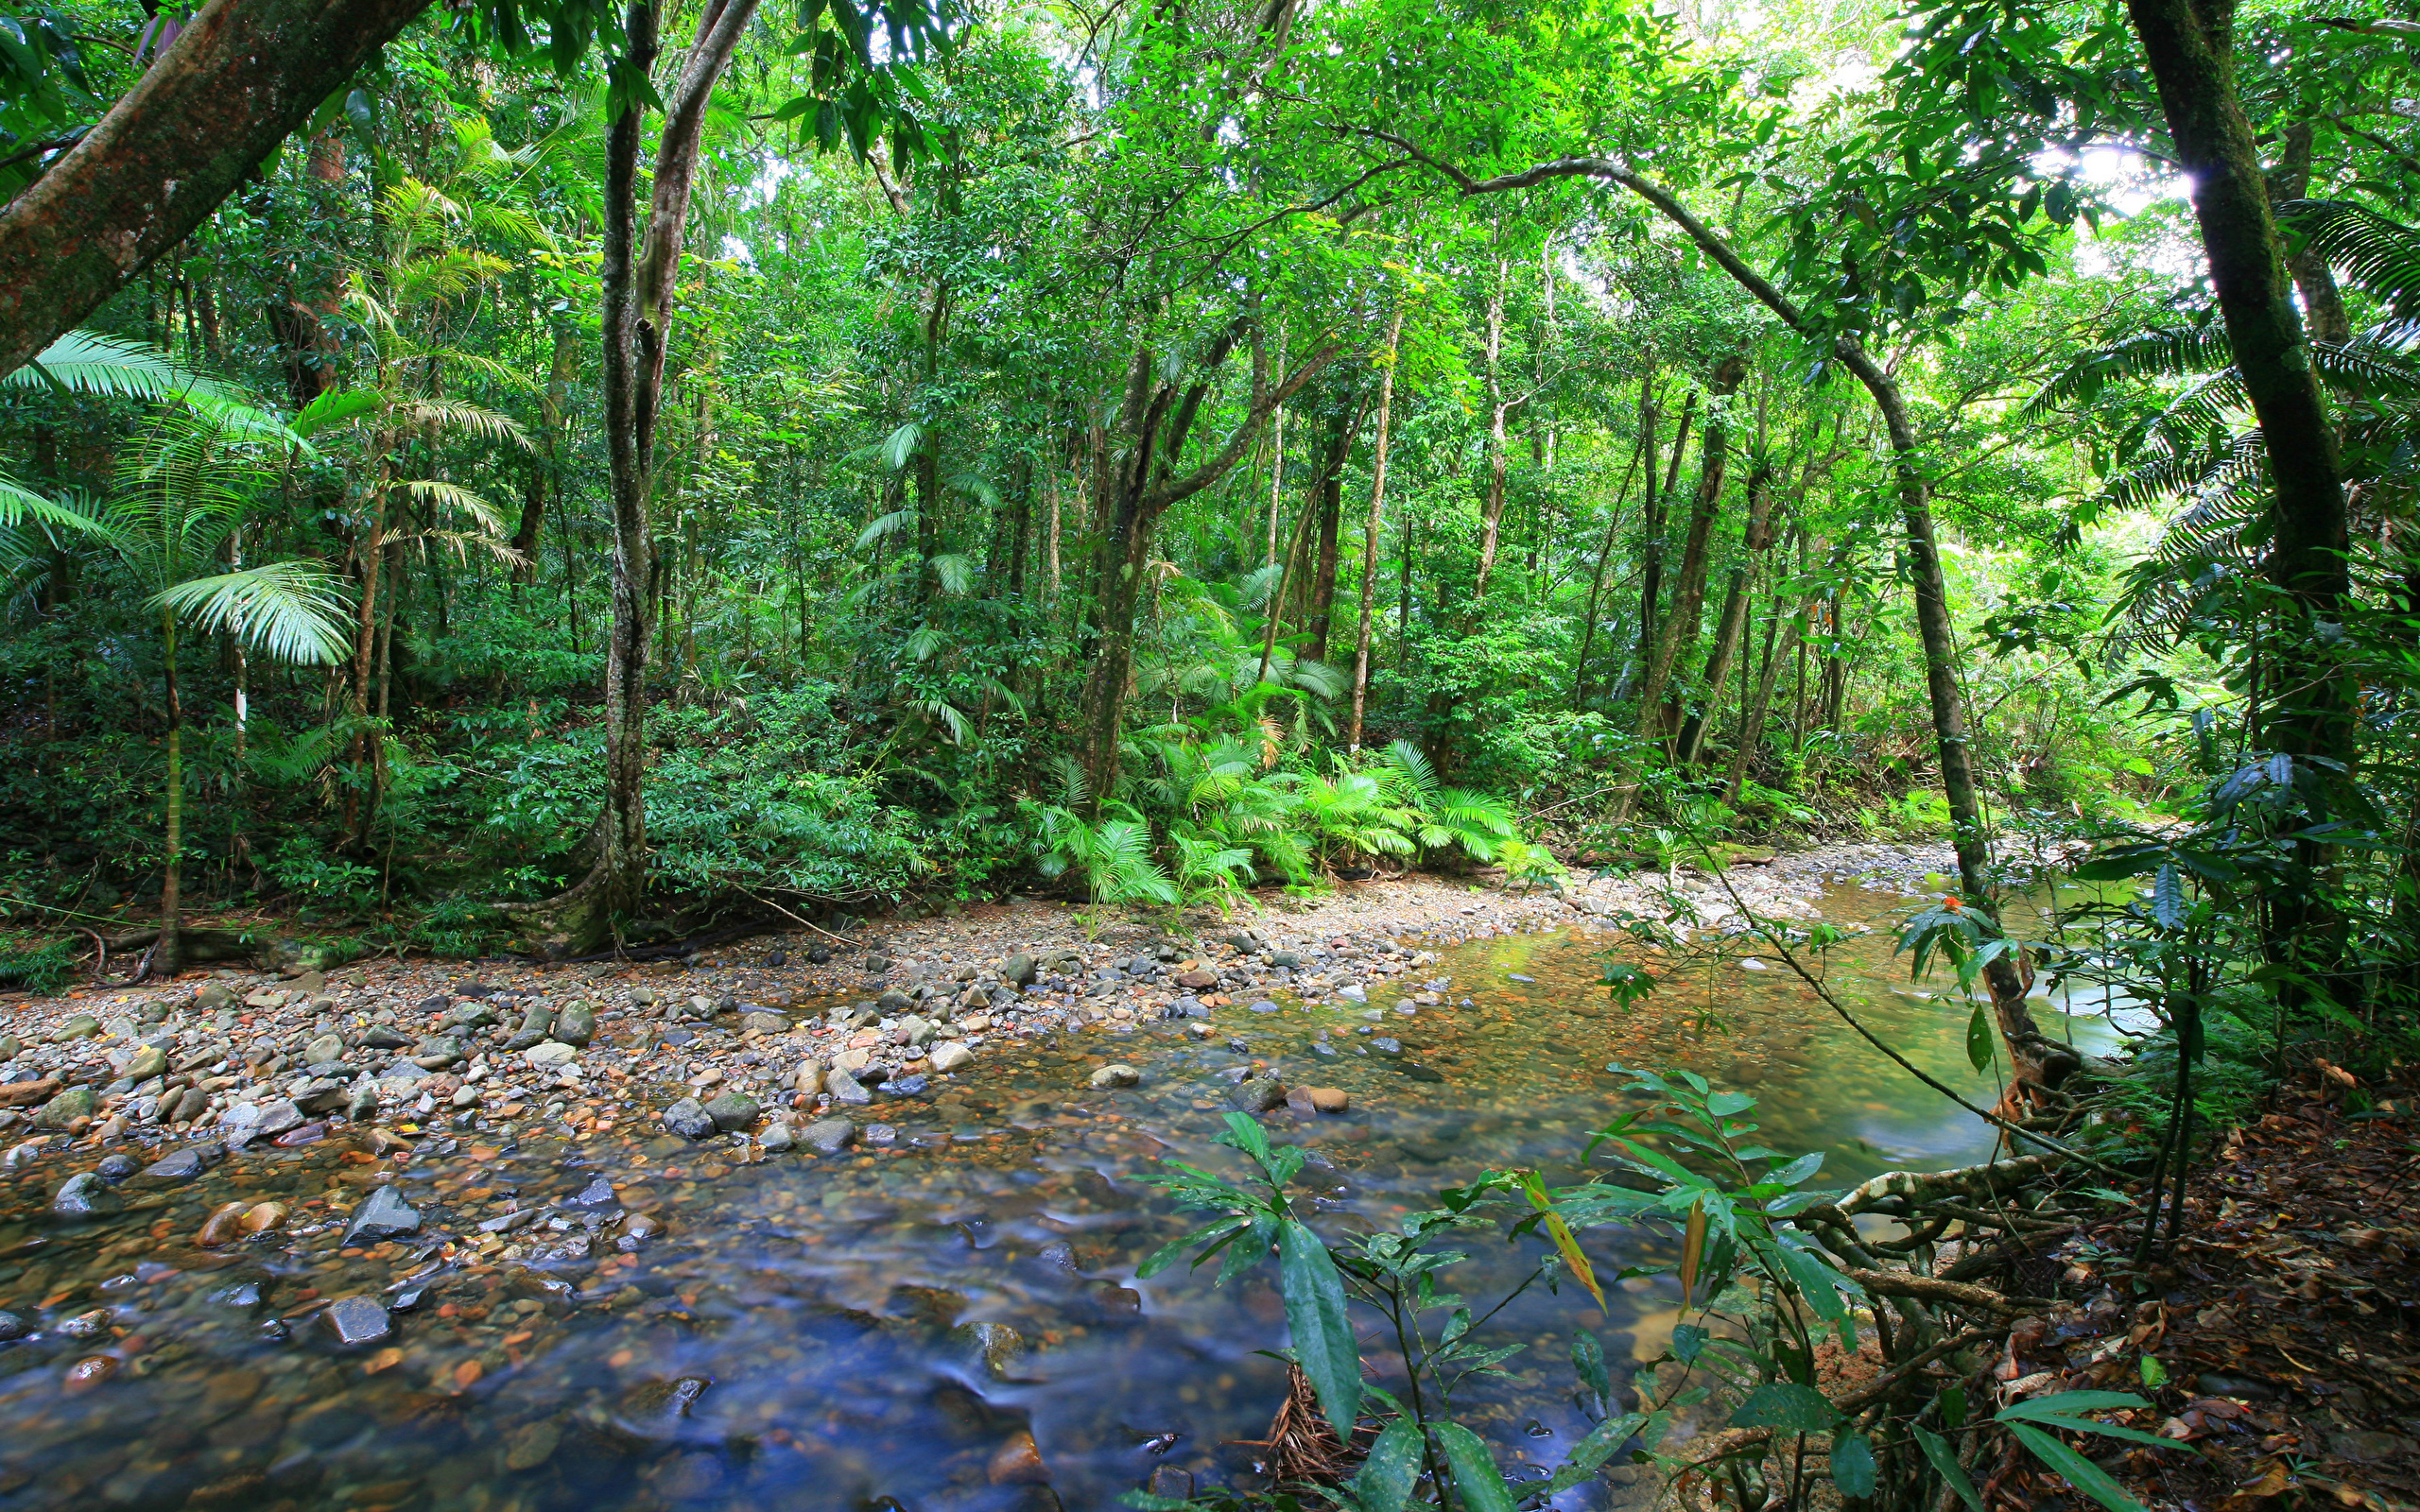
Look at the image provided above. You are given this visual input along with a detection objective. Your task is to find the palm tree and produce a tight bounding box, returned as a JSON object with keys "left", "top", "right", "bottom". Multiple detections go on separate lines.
{"left": 104, "top": 411, "right": 352, "bottom": 977}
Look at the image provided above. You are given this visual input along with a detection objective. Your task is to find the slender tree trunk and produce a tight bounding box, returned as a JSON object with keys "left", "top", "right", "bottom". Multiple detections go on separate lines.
{"left": 1634, "top": 355, "right": 1746, "bottom": 750}
{"left": 1672, "top": 450, "right": 1777, "bottom": 766}
{"left": 1305, "top": 389, "right": 1361, "bottom": 663}
{"left": 1573, "top": 398, "right": 1648, "bottom": 703}
{"left": 511, "top": 0, "right": 757, "bottom": 954}
{"left": 2125, "top": 0, "right": 2352, "bottom": 992}
{"left": 1471, "top": 259, "right": 1512, "bottom": 608}
{"left": 1636, "top": 388, "right": 1688, "bottom": 681}
{"left": 512, "top": 323, "right": 578, "bottom": 588}
{"left": 156, "top": 610, "right": 183, "bottom": 979}
{"left": 1349, "top": 307, "right": 1406, "bottom": 752}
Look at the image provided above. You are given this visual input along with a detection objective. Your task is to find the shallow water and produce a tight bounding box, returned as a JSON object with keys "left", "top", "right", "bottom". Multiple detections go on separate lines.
{"left": 0, "top": 881, "right": 2123, "bottom": 1512}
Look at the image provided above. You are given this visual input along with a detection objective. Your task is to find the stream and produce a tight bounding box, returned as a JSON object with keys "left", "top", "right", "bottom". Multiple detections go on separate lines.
{"left": 0, "top": 879, "right": 2127, "bottom": 1512}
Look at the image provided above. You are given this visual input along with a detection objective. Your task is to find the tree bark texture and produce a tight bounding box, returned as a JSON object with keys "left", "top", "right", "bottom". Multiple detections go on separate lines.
{"left": 1671, "top": 450, "right": 1778, "bottom": 766}
{"left": 1349, "top": 307, "right": 1406, "bottom": 752}
{"left": 0, "top": 0, "right": 433, "bottom": 378}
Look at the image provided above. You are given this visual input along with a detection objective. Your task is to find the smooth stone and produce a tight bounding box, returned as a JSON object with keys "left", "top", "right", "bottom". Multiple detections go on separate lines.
{"left": 35, "top": 1086, "right": 95, "bottom": 1129}
{"left": 198, "top": 1200, "right": 251, "bottom": 1247}
{"left": 701, "top": 1091, "right": 759, "bottom": 1132}
{"left": 51, "top": 1013, "right": 103, "bottom": 1042}
{"left": 953, "top": 1320, "right": 1026, "bottom": 1380}
{"left": 303, "top": 1033, "right": 345, "bottom": 1063}
{"left": 321, "top": 1296, "right": 392, "bottom": 1348}
{"left": 760, "top": 1122, "right": 794, "bottom": 1152}
{"left": 1248, "top": 1000, "right": 1280, "bottom": 1014}
{"left": 0, "top": 1311, "right": 26, "bottom": 1340}
{"left": 1338, "top": 985, "right": 1367, "bottom": 1004}
{"left": 799, "top": 1118, "right": 856, "bottom": 1155}
{"left": 661, "top": 1098, "right": 717, "bottom": 1140}
{"left": 1002, "top": 954, "right": 1037, "bottom": 987}
{"left": 571, "top": 1175, "right": 618, "bottom": 1209}
{"left": 142, "top": 1143, "right": 224, "bottom": 1183}
{"left": 884, "top": 1074, "right": 929, "bottom": 1098}
{"left": 930, "top": 1042, "right": 974, "bottom": 1073}
{"left": 792, "top": 1059, "right": 824, "bottom": 1095}
{"left": 504, "top": 1420, "right": 562, "bottom": 1471}
{"left": 825, "top": 1070, "right": 873, "bottom": 1106}
{"left": 0, "top": 1034, "right": 16, "bottom": 1062}
{"left": 121, "top": 1044, "right": 168, "bottom": 1081}
{"left": 342, "top": 1185, "right": 422, "bottom": 1246}
{"left": 739, "top": 1011, "right": 788, "bottom": 1035}
{"left": 1090, "top": 1063, "right": 1141, "bottom": 1089}
{"left": 552, "top": 1004, "right": 596, "bottom": 1046}
{"left": 51, "top": 1171, "right": 122, "bottom": 1216}
{"left": 524, "top": 1042, "right": 579, "bottom": 1071}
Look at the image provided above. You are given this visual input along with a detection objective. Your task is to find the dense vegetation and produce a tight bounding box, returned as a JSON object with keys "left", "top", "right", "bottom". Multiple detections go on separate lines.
{"left": 0, "top": 0, "right": 2414, "bottom": 1061}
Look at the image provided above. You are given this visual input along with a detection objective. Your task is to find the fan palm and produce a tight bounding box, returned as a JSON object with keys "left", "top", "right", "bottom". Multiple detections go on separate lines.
{"left": 2028, "top": 198, "right": 2420, "bottom": 646}
{"left": 0, "top": 329, "right": 241, "bottom": 537}
{"left": 104, "top": 411, "right": 351, "bottom": 977}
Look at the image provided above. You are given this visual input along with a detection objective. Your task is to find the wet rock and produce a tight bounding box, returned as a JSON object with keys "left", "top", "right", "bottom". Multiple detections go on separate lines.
{"left": 877, "top": 988, "right": 913, "bottom": 1013}
{"left": 613, "top": 1376, "right": 710, "bottom": 1442}
{"left": 953, "top": 1320, "right": 1027, "bottom": 1380}
{"left": 0, "top": 1311, "right": 26, "bottom": 1341}
{"left": 1268, "top": 950, "right": 1302, "bottom": 969}
{"left": 552, "top": 1003, "right": 596, "bottom": 1047}
{"left": 51, "top": 1171, "right": 122, "bottom": 1217}
{"left": 826, "top": 1069, "right": 873, "bottom": 1105}
{"left": 94, "top": 1152, "right": 139, "bottom": 1184}
{"left": 195, "top": 983, "right": 235, "bottom": 1011}
{"left": 1149, "top": 1467, "right": 1196, "bottom": 1502}
{"left": 503, "top": 1419, "right": 562, "bottom": 1470}
{"left": 252, "top": 1100, "right": 304, "bottom": 1138}
{"left": 142, "top": 1143, "right": 224, "bottom": 1184}
{"left": 864, "top": 1123, "right": 898, "bottom": 1146}
{"left": 702, "top": 1091, "right": 759, "bottom": 1132}
{"left": 864, "top": 954, "right": 891, "bottom": 972}
{"left": 571, "top": 1174, "right": 619, "bottom": 1209}
{"left": 1369, "top": 1037, "right": 1404, "bottom": 1056}
{"left": 121, "top": 1044, "right": 167, "bottom": 1081}
{"left": 661, "top": 1098, "right": 717, "bottom": 1140}
{"left": 1090, "top": 1063, "right": 1141, "bottom": 1090}
{"left": 1002, "top": 953, "right": 1038, "bottom": 987}
{"left": 321, "top": 1297, "right": 392, "bottom": 1349}
{"left": 0, "top": 1033, "right": 16, "bottom": 1063}
{"left": 1227, "top": 1077, "right": 1287, "bottom": 1112}
{"left": 988, "top": 1429, "right": 1050, "bottom": 1486}
{"left": 346, "top": 1083, "right": 379, "bottom": 1121}
{"left": 62, "top": 1355, "right": 117, "bottom": 1392}
{"left": 739, "top": 1011, "right": 788, "bottom": 1035}
{"left": 51, "top": 1012, "right": 103, "bottom": 1042}
{"left": 198, "top": 1201, "right": 251, "bottom": 1247}
{"left": 792, "top": 1058, "right": 824, "bottom": 1095}
{"left": 208, "top": 1282, "right": 262, "bottom": 1311}
{"left": 240, "top": 1201, "right": 287, "bottom": 1234}
{"left": 1174, "top": 966, "right": 1219, "bottom": 990}
{"left": 884, "top": 1074, "right": 929, "bottom": 1098}
{"left": 760, "top": 1121, "right": 794, "bottom": 1152}
{"left": 930, "top": 1042, "right": 974, "bottom": 1073}
{"left": 799, "top": 1118, "right": 856, "bottom": 1155}
{"left": 1248, "top": 999, "right": 1280, "bottom": 1015}
{"left": 342, "top": 1185, "right": 422, "bottom": 1246}
{"left": 1308, "top": 1087, "right": 1351, "bottom": 1113}
{"left": 361, "top": 1025, "right": 412, "bottom": 1051}
{"left": 35, "top": 1085, "right": 95, "bottom": 1129}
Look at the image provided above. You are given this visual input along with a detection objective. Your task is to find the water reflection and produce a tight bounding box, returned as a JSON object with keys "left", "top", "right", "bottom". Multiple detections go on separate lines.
{"left": 0, "top": 881, "right": 2123, "bottom": 1512}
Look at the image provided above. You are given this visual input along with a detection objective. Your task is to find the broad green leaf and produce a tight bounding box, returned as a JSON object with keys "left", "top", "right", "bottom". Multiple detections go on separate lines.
{"left": 1431, "top": 1422, "right": 1518, "bottom": 1512}
{"left": 1278, "top": 1219, "right": 1360, "bottom": 1441}
{"left": 1347, "top": 1420, "right": 1423, "bottom": 1512}
{"left": 2007, "top": 1423, "right": 2149, "bottom": 1512}
{"left": 1912, "top": 1426, "right": 1982, "bottom": 1512}
{"left": 1832, "top": 1431, "right": 1876, "bottom": 1498}
{"left": 1541, "top": 1411, "right": 1650, "bottom": 1494}
{"left": 1670, "top": 1324, "right": 1708, "bottom": 1364}
{"left": 1967, "top": 1001, "right": 1996, "bottom": 1072}
{"left": 1572, "top": 1329, "right": 1612, "bottom": 1407}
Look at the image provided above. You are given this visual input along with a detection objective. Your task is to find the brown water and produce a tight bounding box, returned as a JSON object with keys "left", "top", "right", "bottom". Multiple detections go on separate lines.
{"left": 0, "top": 882, "right": 2116, "bottom": 1512}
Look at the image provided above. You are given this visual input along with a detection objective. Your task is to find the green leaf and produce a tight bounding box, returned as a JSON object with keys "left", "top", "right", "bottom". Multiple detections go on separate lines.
{"left": 2007, "top": 1423, "right": 2149, "bottom": 1512}
{"left": 1997, "top": 1393, "right": 2174, "bottom": 1449}
{"left": 1914, "top": 1426, "right": 1982, "bottom": 1512}
{"left": 1431, "top": 1422, "right": 1518, "bottom": 1512}
{"left": 1967, "top": 1001, "right": 1996, "bottom": 1073}
{"left": 1541, "top": 1411, "right": 1650, "bottom": 1494}
{"left": 1832, "top": 1431, "right": 1876, "bottom": 1498}
{"left": 1729, "top": 1382, "right": 1837, "bottom": 1433}
{"left": 1670, "top": 1324, "right": 1708, "bottom": 1364}
{"left": 1347, "top": 1420, "right": 1423, "bottom": 1512}
{"left": 1572, "top": 1329, "right": 1612, "bottom": 1407}
{"left": 1278, "top": 1219, "right": 1360, "bottom": 1441}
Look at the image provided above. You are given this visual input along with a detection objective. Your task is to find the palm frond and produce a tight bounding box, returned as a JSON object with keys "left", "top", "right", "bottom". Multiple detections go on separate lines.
{"left": 856, "top": 508, "right": 916, "bottom": 548}
{"left": 2026, "top": 326, "right": 2232, "bottom": 415}
{"left": 0, "top": 472, "right": 112, "bottom": 538}
{"left": 153, "top": 561, "right": 353, "bottom": 664}
{"left": 3, "top": 329, "right": 235, "bottom": 405}
{"left": 388, "top": 397, "right": 534, "bottom": 450}
{"left": 391, "top": 478, "right": 510, "bottom": 536}
{"left": 2283, "top": 198, "right": 2420, "bottom": 338}
{"left": 881, "top": 421, "right": 924, "bottom": 471}
{"left": 928, "top": 552, "right": 977, "bottom": 595}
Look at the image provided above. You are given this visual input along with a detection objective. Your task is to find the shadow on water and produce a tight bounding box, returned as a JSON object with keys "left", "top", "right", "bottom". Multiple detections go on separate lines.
{"left": 0, "top": 880, "right": 2134, "bottom": 1512}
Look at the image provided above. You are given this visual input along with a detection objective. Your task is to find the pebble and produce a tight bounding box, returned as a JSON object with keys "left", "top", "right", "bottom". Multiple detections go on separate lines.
{"left": 799, "top": 1118, "right": 856, "bottom": 1154}
{"left": 1090, "top": 1064, "right": 1140, "bottom": 1089}
{"left": 930, "top": 1042, "right": 974, "bottom": 1073}
{"left": 661, "top": 1098, "right": 717, "bottom": 1140}
{"left": 701, "top": 1091, "right": 759, "bottom": 1132}
{"left": 50, "top": 1171, "right": 121, "bottom": 1217}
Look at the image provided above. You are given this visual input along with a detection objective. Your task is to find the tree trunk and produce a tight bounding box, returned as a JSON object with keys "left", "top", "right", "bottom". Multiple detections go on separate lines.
{"left": 1634, "top": 355, "right": 1746, "bottom": 749}
{"left": 1349, "top": 307, "right": 1406, "bottom": 752}
{"left": 512, "top": 323, "right": 578, "bottom": 588}
{"left": 2125, "top": 0, "right": 2352, "bottom": 990}
{"left": 0, "top": 0, "right": 433, "bottom": 377}
{"left": 510, "top": 0, "right": 757, "bottom": 954}
{"left": 1672, "top": 450, "right": 1777, "bottom": 766}
{"left": 1573, "top": 389, "right": 1649, "bottom": 704}
{"left": 1471, "top": 258, "right": 1513, "bottom": 608}
{"left": 156, "top": 610, "right": 184, "bottom": 980}
{"left": 1305, "top": 389, "right": 1360, "bottom": 663}
{"left": 2267, "top": 123, "right": 2350, "bottom": 347}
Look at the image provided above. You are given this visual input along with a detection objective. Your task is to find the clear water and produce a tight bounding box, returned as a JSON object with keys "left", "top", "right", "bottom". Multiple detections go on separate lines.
{"left": 0, "top": 882, "right": 2125, "bottom": 1512}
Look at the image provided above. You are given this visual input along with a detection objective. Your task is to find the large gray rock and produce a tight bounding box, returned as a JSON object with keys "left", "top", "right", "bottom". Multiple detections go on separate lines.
{"left": 343, "top": 1185, "right": 422, "bottom": 1246}
{"left": 1090, "top": 1063, "right": 1141, "bottom": 1090}
{"left": 825, "top": 1069, "right": 873, "bottom": 1105}
{"left": 195, "top": 983, "right": 235, "bottom": 1011}
{"left": 120, "top": 1044, "right": 167, "bottom": 1081}
{"left": 551, "top": 1003, "right": 596, "bottom": 1047}
{"left": 51, "top": 1013, "right": 102, "bottom": 1042}
{"left": 701, "top": 1091, "right": 759, "bottom": 1132}
{"left": 35, "top": 1086, "right": 95, "bottom": 1129}
{"left": 303, "top": 1032, "right": 345, "bottom": 1064}
{"left": 661, "top": 1098, "right": 717, "bottom": 1140}
{"left": 799, "top": 1118, "right": 856, "bottom": 1155}
{"left": 929, "top": 1041, "right": 974, "bottom": 1073}
{"left": 0, "top": 1034, "right": 18, "bottom": 1063}
{"left": 142, "top": 1143, "right": 224, "bottom": 1184}
{"left": 51, "top": 1171, "right": 122, "bottom": 1217}
{"left": 1002, "top": 953, "right": 1038, "bottom": 987}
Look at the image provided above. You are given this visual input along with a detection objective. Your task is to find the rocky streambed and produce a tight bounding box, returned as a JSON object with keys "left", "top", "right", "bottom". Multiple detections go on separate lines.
{"left": 0, "top": 841, "right": 2043, "bottom": 1511}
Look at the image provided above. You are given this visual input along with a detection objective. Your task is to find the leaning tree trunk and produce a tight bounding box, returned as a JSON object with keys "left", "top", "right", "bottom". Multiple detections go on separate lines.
{"left": 0, "top": 0, "right": 433, "bottom": 377}
{"left": 1634, "top": 354, "right": 1747, "bottom": 749}
{"left": 508, "top": 0, "right": 758, "bottom": 955}
{"left": 2125, "top": 0, "right": 2354, "bottom": 997}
